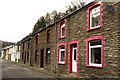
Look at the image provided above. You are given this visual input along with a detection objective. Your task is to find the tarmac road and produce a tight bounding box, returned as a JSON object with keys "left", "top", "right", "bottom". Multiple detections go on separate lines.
{"left": 1, "top": 60, "right": 53, "bottom": 79}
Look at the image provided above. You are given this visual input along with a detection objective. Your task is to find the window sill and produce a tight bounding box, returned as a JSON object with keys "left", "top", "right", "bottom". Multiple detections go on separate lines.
{"left": 58, "top": 62, "right": 65, "bottom": 65}
{"left": 87, "top": 26, "right": 101, "bottom": 32}
{"left": 86, "top": 65, "right": 103, "bottom": 68}
{"left": 59, "top": 36, "right": 66, "bottom": 39}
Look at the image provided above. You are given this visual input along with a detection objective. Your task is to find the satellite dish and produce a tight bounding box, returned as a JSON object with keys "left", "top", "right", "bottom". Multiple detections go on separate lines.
{"left": 106, "top": 5, "right": 116, "bottom": 14}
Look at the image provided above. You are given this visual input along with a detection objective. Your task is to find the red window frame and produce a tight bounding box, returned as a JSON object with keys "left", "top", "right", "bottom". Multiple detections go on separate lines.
{"left": 85, "top": 35, "right": 104, "bottom": 68}
{"left": 58, "top": 19, "right": 66, "bottom": 39}
{"left": 87, "top": 2, "right": 103, "bottom": 31}
{"left": 57, "top": 43, "right": 66, "bottom": 64}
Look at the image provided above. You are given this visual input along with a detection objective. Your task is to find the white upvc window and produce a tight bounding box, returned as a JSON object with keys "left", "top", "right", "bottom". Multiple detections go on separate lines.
{"left": 59, "top": 46, "right": 65, "bottom": 64}
{"left": 61, "top": 23, "right": 65, "bottom": 38}
{"left": 89, "top": 40, "right": 102, "bottom": 67}
{"left": 90, "top": 6, "right": 100, "bottom": 29}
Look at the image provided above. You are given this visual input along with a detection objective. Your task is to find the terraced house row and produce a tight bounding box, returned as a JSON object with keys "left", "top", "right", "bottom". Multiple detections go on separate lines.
{"left": 20, "top": 1, "right": 120, "bottom": 78}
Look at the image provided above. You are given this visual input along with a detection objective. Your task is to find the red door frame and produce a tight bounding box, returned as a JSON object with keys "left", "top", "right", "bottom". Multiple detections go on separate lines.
{"left": 68, "top": 40, "right": 79, "bottom": 77}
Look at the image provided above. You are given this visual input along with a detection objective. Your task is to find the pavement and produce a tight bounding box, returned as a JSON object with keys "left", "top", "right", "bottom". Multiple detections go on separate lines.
{"left": 11, "top": 61, "right": 70, "bottom": 78}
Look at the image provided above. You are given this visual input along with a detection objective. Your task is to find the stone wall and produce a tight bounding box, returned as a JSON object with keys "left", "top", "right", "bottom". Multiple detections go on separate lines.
{"left": 20, "top": 1, "right": 120, "bottom": 78}
{"left": 20, "top": 36, "right": 31, "bottom": 65}
{"left": 117, "top": 1, "right": 120, "bottom": 77}
{"left": 55, "top": 2, "right": 119, "bottom": 78}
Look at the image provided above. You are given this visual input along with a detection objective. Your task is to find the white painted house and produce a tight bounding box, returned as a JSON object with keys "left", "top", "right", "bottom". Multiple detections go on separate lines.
{"left": 1, "top": 43, "right": 20, "bottom": 62}
{"left": 10, "top": 44, "right": 21, "bottom": 62}
{"left": 15, "top": 44, "right": 21, "bottom": 62}
{"left": 1, "top": 50, "right": 4, "bottom": 59}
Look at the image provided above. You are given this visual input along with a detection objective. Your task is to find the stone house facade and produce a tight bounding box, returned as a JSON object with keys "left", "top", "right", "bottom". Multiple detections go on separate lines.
{"left": 20, "top": 1, "right": 120, "bottom": 78}
{"left": 15, "top": 42, "right": 21, "bottom": 62}
{"left": 20, "top": 35, "right": 31, "bottom": 65}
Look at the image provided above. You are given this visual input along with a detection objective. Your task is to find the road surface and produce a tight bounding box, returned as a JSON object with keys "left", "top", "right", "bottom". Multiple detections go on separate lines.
{"left": 1, "top": 60, "right": 53, "bottom": 79}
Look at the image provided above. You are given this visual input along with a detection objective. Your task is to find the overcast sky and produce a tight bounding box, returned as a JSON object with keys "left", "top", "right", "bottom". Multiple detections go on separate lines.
{"left": 0, "top": 0, "right": 93, "bottom": 42}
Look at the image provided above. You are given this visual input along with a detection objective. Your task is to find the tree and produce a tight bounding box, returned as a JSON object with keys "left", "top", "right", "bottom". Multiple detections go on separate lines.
{"left": 50, "top": 10, "right": 58, "bottom": 23}
{"left": 38, "top": 16, "right": 46, "bottom": 28}
{"left": 45, "top": 13, "right": 51, "bottom": 26}
{"left": 33, "top": 0, "right": 86, "bottom": 33}
{"left": 65, "top": 0, "right": 85, "bottom": 13}
{"left": 33, "top": 16, "right": 46, "bottom": 33}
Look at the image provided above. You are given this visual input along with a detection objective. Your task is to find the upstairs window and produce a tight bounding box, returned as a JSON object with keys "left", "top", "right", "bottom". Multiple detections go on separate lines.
{"left": 58, "top": 43, "right": 66, "bottom": 64}
{"left": 90, "top": 6, "right": 100, "bottom": 29}
{"left": 17, "top": 45, "right": 20, "bottom": 51}
{"left": 58, "top": 20, "right": 66, "bottom": 39}
{"left": 87, "top": 2, "right": 103, "bottom": 31}
{"left": 61, "top": 24, "right": 65, "bottom": 37}
{"left": 28, "top": 39, "right": 30, "bottom": 50}
{"left": 46, "top": 48, "right": 51, "bottom": 63}
{"left": 22, "top": 42, "right": 24, "bottom": 50}
{"left": 35, "top": 34, "right": 39, "bottom": 45}
{"left": 46, "top": 29, "right": 50, "bottom": 43}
